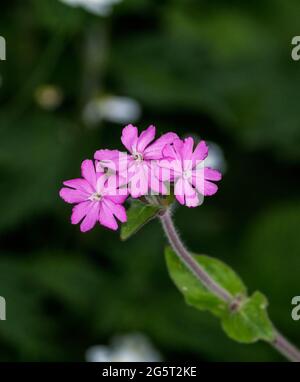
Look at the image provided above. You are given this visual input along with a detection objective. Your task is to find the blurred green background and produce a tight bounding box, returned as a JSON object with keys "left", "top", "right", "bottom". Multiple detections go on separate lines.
{"left": 1, "top": 0, "right": 300, "bottom": 362}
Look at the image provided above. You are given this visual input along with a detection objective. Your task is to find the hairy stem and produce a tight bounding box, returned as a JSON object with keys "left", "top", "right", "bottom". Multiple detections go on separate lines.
{"left": 160, "top": 209, "right": 232, "bottom": 303}
{"left": 159, "top": 209, "right": 300, "bottom": 362}
{"left": 272, "top": 331, "right": 300, "bottom": 362}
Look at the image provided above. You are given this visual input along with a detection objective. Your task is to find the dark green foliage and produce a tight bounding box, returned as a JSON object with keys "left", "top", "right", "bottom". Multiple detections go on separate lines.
{"left": 0, "top": 0, "right": 300, "bottom": 361}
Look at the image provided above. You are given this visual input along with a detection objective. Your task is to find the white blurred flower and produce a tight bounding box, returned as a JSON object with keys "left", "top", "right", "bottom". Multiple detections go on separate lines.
{"left": 83, "top": 96, "right": 142, "bottom": 126}
{"left": 86, "top": 333, "right": 162, "bottom": 362}
{"left": 60, "top": 0, "right": 122, "bottom": 16}
{"left": 204, "top": 141, "right": 227, "bottom": 173}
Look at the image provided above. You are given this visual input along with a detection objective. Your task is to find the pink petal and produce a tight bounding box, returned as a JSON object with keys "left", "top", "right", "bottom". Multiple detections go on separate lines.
{"left": 183, "top": 180, "right": 200, "bottom": 207}
{"left": 80, "top": 202, "right": 99, "bottom": 232}
{"left": 182, "top": 138, "right": 194, "bottom": 171}
{"left": 204, "top": 168, "right": 222, "bottom": 181}
{"left": 129, "top": 165, "right": 149, "bottom": 198}
{"left": 140, "top": 165, "right": 150, "bottom": 195}
{"left": 99, "top": 203, "right": 118, "bottom": 231}
{"left": 203, "top": 180, "right": 219, "bottom": 196}
{"left": 103, "top": 175, "right": 129, "bottom": 197}
{"left": 192, "top": 140, "right": 208, "bottom": 167}
{"left": 158, "top": 158, "right": 183, "bottom": 178}
{"left": 173, "top": 138, "right": 184, "bottom": 159}
{"left": 161, "top": 148, "right": 184, "bottom": 179}
{"left": 63, "top": 178, "right": 94, "bottom": 194}
{"left": 121, "top": 124, "right": 138, "bottom": 154}
{"left": 185, "top": 192, "right": 200, "bottom": 208}
{"left": 94, "top": 149, "right": 120, "bottom": 161}
{"left": 143, "top": 132, "right": 178, "bottom": 160}
{"left": 154, "top": 161, "right": 172, "bottom": 181}
{"left": 152, "top": 159, "right": 173, "bottom": 181}
{"left": 146, "top": 161, "right": 169, "bottom": 195}
{"left": 175, "top": 194, "right": 185, "bottom": 205}
{"left": 81, "top": 160, "right": 97, "bottom": 187}
{"left": 174, "top": 178, "right": 198, "bottom": 206}
{"left": 149, "top": 177, "right": 168, "bottom": 195}
{"left": 125, "top": 159, "right": 138, "bottom": 182}
{"left": 182, "top": 137, "right": 194, "bottom": 161}
{"left": 96, "top": 173, "right": 108, "bottom": 194}
{"left": 162, "top": 144, "right": 177, "bottom": 160}
{"left": 94, "top": 149, "right": 122, "bottom": 172}
{"left": 103, "top": 199, "right": 127, "bottom": 223}
{"left": 59, "top": 188, "right": 88, "bottom": 204}
{"left": 106, "top": 194, "right": 128, "bottom": 204}
{"left": 116, "top": 174, "right": 130, "bottom": 188}
{"left": 137, "top": 125, "right": 156, "bottom": 153}
{"left": 94, "top": 150, "right": 131, "bottom": 174}
{"left": 174, "top": 178, "right": 185, "bottom": 205}
{"left": 192, "top": 167, "right": 221, "bottom": 196}
{"left": 71, "top": 201, "right": 91, "bottom": 224}
{"left": 182, "top": 178, "right": 196, "bottom": 197}
{"left": 193, "top": 177, "right": 219, "bottom": 196}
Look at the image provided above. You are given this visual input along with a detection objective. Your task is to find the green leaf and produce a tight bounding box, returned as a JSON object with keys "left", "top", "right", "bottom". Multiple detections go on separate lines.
{"left": 165, "top": 247, "right": 275, "bottom": 344}
{"left": 165, "top": 247, "right": 246, "bottom": 317}
{"left": 222, "top": 292, "right": 275, "bottom": 343}
{"left": 121, "top": 200, "right": 161, "bottom": 241}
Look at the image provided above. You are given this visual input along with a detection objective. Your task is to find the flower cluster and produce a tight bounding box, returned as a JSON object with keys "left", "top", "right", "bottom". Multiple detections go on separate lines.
{"left": 60, "top": 125, "right": 222, "bottom": 232}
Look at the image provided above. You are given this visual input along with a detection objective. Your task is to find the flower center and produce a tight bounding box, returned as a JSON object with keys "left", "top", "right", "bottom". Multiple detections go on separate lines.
{"left": 182, "top": 170, "right": 192, "bottom": 180}
{"left": 89, "top": 192, "right": 102, "bottom": 202}
{"left": 133, "top": 152, "right": 143, "bottom": 162}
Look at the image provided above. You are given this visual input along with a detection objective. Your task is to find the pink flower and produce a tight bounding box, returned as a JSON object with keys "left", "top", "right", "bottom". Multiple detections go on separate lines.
{"left": 95, "top": 125, "right": 177, "bottom": 198}
{"left": 59, "top": 160, "right": 128, "bottom": 232}
{"left": 159, "top": 137, "right": 222, "bottom": 207}
{"left": 94, "top": 149, "right": 128, "bottom": 177}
